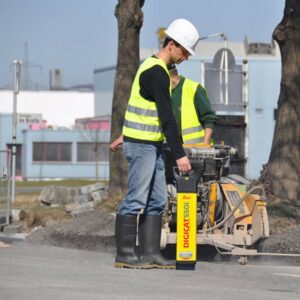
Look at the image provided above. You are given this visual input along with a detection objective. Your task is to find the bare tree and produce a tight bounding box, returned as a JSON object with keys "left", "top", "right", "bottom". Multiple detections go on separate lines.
{"left": 261, "top": 0, "right": 300, "bottom": 202}
{"left": 78, "top": 128, "right": 109, "bottom": 181}
{"left": 109, "top": 0, "right": 145, "bottom": 195}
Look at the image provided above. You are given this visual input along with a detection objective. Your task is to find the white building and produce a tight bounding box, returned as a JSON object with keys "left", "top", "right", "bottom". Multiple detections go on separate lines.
{"left": 0, "top": 90, "right": 94, "bottom": 128}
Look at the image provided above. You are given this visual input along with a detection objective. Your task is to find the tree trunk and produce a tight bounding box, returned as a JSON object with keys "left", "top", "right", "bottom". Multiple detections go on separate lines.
{"left": 260, "top": 0, "right": 300, "bottom": 202}
{"left": 109, "top": 0, "right": 145, "bottom": 196}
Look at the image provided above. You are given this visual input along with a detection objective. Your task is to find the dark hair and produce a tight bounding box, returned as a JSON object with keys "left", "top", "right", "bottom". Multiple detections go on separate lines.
{"left": 162, "top": 37, "right": 180, "bottom": 48}
{"left": 167, "top": 63, "right": 177, "bottom": 71}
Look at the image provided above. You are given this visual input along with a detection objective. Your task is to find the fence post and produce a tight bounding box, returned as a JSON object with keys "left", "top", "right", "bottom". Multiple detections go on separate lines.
{"left": 11, "top": 60, "right": 22, "bottom": 204}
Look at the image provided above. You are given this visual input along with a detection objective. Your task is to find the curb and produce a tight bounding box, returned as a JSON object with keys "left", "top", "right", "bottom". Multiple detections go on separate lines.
{"left": 0, "top": 232, "right": 28, "bottom": 243}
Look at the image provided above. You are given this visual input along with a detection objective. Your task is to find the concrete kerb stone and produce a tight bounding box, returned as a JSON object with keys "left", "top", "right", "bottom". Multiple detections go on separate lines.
{"left": 38, "top": 183, "right": 108, "bottom": 217}
{"left": 65, "top": 183, "right": 108, "bottom": 216}
{"left": 65, "top": 202, "right": 96, "bottom": 217}
{"left": 91, "top": 189, "right": 106, "bottom": 203}
{"left": 74, "top": 194, "right": 93, "bottom": 205}
{"left": 0, "top": 232, "right": 28, "bottom": 243}
{"left": 39, "top": 185, "right": 79, "bottom": 206}
{"left": 80, "top": 183, "right": 106, "bottom": 195}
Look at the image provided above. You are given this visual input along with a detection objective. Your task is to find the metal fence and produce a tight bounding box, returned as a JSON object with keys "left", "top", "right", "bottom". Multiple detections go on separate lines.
{"left": 0, "top": 150, "right": 11, "bottom": 227}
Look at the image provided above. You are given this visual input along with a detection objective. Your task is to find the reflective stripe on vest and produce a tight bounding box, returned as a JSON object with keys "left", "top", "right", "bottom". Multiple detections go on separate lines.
{"left": 122, "top": 57, "right": 171, "bottom": 141}
{"left": 123, "top": 119, "right": 160, "bottom": 133}
{"left": 127, "top": 104, "right": 158, "bottom": 117}
{"left": 181, "top": 77, "right": 205, "bottom": 144}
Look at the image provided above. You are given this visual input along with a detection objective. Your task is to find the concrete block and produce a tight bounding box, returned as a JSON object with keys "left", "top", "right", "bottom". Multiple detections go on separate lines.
{"left": 80, "top": 183, "right": 105, "bottom": 195}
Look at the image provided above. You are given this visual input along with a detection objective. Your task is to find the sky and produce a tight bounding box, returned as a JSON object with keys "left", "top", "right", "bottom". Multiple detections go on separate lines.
{"left": 0, "top": 0, "right": 285, "bottom": 89}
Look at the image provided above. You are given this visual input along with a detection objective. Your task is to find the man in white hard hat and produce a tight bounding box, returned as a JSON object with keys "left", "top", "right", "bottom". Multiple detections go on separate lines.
{"left": 112, "top": 19, "right": 199, "bottom": 269}
{"left": 164, "top": 18, "right": 199, "bottom": 56}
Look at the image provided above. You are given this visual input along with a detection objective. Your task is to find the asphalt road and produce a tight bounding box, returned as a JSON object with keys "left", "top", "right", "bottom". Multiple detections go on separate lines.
{"left": 0, "top": 241, "right": 300, "bottom": 300}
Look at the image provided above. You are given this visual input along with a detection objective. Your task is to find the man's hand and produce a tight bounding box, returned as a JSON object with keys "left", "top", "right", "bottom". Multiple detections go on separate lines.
{"left": 176, "top": 155, "right": 191, "bottom": 172}
{"left": 110, "top": 135, "right": 123, "bottom": 152}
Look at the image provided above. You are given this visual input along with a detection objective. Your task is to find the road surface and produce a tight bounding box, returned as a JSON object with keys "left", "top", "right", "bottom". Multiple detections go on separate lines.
{"left": 0, "top": 241, "right": 299, "bottom": 300}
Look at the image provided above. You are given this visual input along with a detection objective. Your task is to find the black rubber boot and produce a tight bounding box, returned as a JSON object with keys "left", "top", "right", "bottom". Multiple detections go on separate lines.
{"left": 115, "top": 214, "right": 151, "bottom": 269}
{"left": 139, "top": 214, "right": 175, "bottom": 269}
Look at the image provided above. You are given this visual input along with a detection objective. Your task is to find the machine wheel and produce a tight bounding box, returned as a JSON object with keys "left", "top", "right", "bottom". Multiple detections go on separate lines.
{"left": 160, "top": 228, "right": 167, "bottom": 250}
{"left": 238, "top": 256, "right": 248, "bottom": 265}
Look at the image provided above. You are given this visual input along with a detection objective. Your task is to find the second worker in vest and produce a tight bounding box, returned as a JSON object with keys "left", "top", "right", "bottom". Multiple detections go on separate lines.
{"left": 168, "top": 63, "right": 217, "bottom": 145}
{"left": 113, "top": 19, "right": 199, "bottom": 270}
{"left": 163, "top": 64, "right": 217, "bottom": 183}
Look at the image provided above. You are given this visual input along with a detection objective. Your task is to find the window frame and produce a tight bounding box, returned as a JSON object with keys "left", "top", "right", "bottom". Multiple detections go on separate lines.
{"left": 32, "top": 142, "right": 72, "bottom": 163}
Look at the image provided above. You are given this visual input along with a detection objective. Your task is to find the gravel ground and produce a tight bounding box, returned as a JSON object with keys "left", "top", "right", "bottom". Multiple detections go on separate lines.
{"left": 26, "top": 210, "right": 115, "bottom": 252}
{"left": 25, "top": 209, "right": 300, "bottom": 263}
{"left": 255, "top": 225, "right": 300, "bottom": 264}
{"left": 260, "top": 225, "right": 300, "bottom": 253}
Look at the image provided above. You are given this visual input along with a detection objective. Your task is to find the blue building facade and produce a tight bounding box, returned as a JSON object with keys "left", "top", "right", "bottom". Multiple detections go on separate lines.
{"left": 176, "top": 56, "right": 281, "bottom": 178}
{"left": 0, "top": 113, "right": 110, "bottom": 180}
{"left": 246, "top": 59, "right": 280, "bottom": 178}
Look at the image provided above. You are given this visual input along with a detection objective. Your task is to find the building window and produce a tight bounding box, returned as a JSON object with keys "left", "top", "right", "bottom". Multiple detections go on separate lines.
{"left": 77, "top": 142, "right": 109, "bottom": 162}
{"left": 33, "top": 142, "right": 72, "bottom": 162}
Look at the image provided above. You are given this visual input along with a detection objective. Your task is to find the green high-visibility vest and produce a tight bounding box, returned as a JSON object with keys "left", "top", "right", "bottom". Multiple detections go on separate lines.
{"left": 122, "top": 57, "right": 171, "bottom": 141}
{"left": 181, "top": 78, "right": 205, "bottom": 144}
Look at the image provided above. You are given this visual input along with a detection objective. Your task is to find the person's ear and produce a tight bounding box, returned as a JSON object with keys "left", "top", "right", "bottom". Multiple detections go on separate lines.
{"left": 167, "top": 40, "right": 176, "bottom": 52}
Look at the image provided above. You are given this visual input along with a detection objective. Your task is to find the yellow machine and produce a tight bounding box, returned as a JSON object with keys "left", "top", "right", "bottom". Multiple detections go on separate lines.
{"left": 162, "top": 144, "right": 270, "bottom": 265}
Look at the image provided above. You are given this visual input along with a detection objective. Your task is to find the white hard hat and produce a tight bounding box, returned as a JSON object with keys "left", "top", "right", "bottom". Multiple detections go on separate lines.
{"left": 165, "top": 19, "right": 199, "bottom": 55}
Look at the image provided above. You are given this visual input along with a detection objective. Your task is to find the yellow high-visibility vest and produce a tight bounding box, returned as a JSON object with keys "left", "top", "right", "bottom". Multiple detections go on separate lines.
{"left": 122, "top": 57, "right": 171, "bottom": 141}
{"left": 181, "top": 78, "right": 205, "bottom": 144}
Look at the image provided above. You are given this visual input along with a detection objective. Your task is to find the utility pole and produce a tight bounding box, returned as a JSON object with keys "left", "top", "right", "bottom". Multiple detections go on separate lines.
{"left": 22, "top": 42, "right": 43, "bottom": 90}
{"left": 11, "top": 60, "right": 22, "bottom": 204}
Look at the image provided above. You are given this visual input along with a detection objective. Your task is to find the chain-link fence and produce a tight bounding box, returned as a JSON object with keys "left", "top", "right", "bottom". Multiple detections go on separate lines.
{"left": 0, "top": 150, "right": 11, "bottom": 227}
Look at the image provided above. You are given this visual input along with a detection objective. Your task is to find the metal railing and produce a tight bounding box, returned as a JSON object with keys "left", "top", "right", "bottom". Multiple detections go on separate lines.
{"left": 0, "top": 150, "right": 11, "bottom": 227}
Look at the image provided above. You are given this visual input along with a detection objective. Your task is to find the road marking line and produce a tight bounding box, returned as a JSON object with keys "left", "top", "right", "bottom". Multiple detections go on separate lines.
{"left": 247, "top": 264, "right": 300, "bottom": 270}
{"left": 273, "top": 273, "right": 300, "bottom": 278}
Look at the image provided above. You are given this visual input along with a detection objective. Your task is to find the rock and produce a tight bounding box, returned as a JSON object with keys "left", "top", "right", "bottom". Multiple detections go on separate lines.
{"left": 80, "top": 183, "right": 105, "bottom": 195}
{"left": 74, "top": 194, "right": 92, "bottom": 205}
{"left": 27, "top": 213, "right": 45, "bottom": 228}
{"left": 65, "top": 202, "right": 95, "bottom": 217}
{"left": 91, "top": 190, "right": 105, "bottom": 203}
{"left": 39, "top": 185, "right": 79, "bottom": 206}
{"left": 11, "top": 209, "right": 28, "bottom": 222}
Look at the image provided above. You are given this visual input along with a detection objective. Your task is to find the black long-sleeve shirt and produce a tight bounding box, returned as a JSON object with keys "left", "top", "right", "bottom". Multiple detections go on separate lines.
{"left": 123, "top": 59, "right": 185, "bottom": 160}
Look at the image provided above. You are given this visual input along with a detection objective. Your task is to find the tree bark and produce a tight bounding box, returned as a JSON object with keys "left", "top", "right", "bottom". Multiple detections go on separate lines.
{"left": 260, "top": 0, "right": 300, "bottom": 201}
{"left": 109, "top": 0, "right": 145, "bottom": 196}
